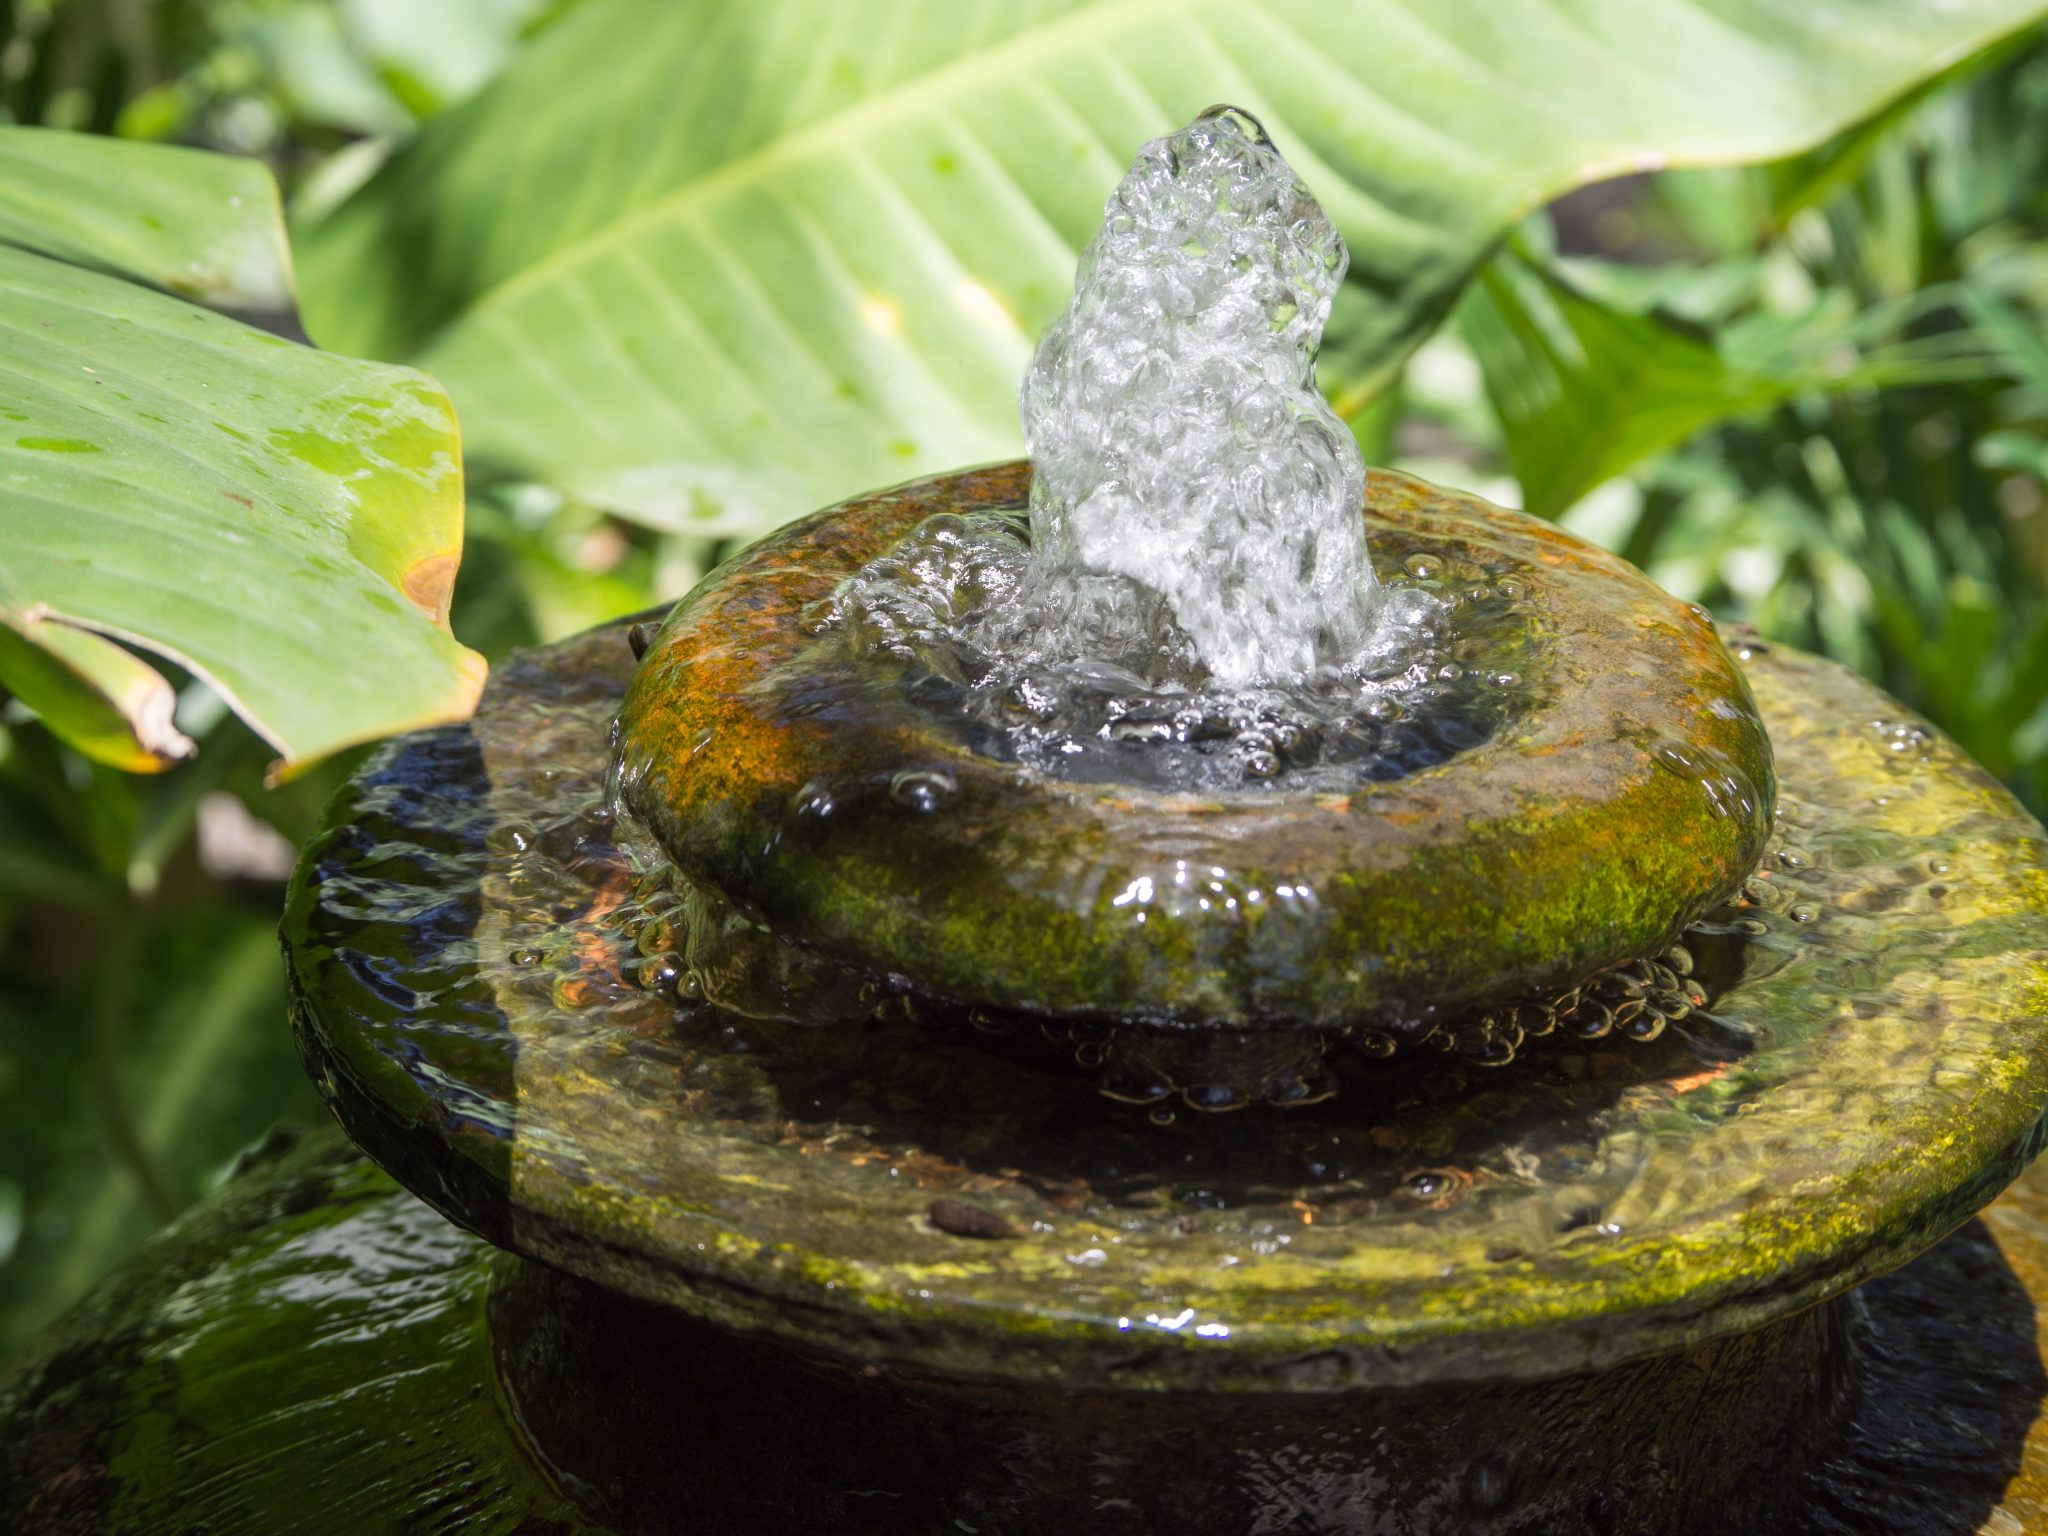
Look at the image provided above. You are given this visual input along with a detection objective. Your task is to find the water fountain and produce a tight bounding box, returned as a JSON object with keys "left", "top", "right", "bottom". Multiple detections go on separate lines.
{"left": 8, "top": 107, "right": 2048, "bottom": 1535}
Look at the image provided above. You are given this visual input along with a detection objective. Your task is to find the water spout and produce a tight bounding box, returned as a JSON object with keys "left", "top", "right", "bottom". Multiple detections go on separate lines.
{"left": 1018, "top": 105, "right": 1373, "bottom": 686}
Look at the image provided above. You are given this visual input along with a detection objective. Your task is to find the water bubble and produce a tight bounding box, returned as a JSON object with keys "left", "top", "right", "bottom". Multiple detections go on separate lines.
{"left": 636, "top": 953, "right": 682, "bottom": 992}
{"left": 1399, "top": 1169, "right": 1468, "bottom": 1205}
{"left": 1363, "top": 696, "right": 1405, "bottom": 724}
{"left": 1184, "top": 1081, "right": 1248, "bottom": 1112}
{"left": 889, "top": 768, "right": 958, "bottom": 813}
{"left": 1242, "top": 747, "right": 1282, "bottom": 779}
{"left": 791, "top": 780, "right": 836, "bottom": 820}
{"left": 1570, "top": 1000, "right": 1614, "bottom": 1039}
{"left": 510, "top": 947, "right": 543, "bottom": 967}
{"left": 1464, "top": 1035, "right": 1516, "bottom": 1067}
{"left": 1403, "top": 553, "right": 1442, "bottom": 581}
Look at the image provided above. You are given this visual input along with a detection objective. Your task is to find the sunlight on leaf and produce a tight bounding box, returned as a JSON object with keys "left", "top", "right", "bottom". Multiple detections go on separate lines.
{"left": 0, "top": 131, "right": 486, "bottom": 773}
{"left": 299, "top": 0, "right": 2048, "bottom": 535}
{"left": 0, "top": 608, "right": 194, "bottom": 772}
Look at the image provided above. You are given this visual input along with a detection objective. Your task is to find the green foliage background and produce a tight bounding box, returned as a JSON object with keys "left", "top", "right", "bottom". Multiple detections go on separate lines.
{"left": 6, "top": 0, "right": 2048, "bottom": 1364}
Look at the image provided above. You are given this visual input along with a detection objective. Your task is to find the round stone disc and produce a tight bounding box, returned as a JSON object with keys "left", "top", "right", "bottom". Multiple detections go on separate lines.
{"left": 285, "top": 611, "right": 2048, "bottom": 1392}
{"left": 613, "top": 465, "right": 1774, "bottom": 1030}
{"left": 11, "top": 1127, "right": 2048, "bottom": 1535}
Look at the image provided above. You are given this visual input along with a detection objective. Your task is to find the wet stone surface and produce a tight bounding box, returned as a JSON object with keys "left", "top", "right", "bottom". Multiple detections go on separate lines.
{"left": 284, "top": 603, "right": 2048, "bottom": 1392}
{"left": 612, "top": 465, "right": 1774, "bottom": 1033}
{"left": 7, "top": 1127, "right": 2048, "bottom": 1535}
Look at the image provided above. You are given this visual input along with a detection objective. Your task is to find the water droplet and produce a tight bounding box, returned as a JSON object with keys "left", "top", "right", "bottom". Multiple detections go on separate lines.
{"left": 636, "top": 953, "right": 682, "bottom": 992}
{"left": 510, "top": 947, "right": 542, "bottom": 967}
{"left": 1403, "top": 552, "right": 1442, "bottom": 581}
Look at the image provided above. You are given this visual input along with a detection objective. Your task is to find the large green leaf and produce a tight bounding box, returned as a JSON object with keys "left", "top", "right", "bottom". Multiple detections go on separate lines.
{"left": 0, "top": 129, "right": 485, "bottom": 772}
{"left": 0, "top": 127, "right": 292, "bottom": 314}
{"left": 1461, "top": 252, "right": 2012, "bottom": 517}
{"left": 298, "top": 0, "right": 2048, "bottom": 536}
{"left": 0, "top": 612, "right": 194, "bottom": 774}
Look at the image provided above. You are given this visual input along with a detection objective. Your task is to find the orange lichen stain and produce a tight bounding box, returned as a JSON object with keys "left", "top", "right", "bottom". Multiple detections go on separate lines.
{"left": 1667, "top": 1066, "right": 1730, "bottom": 1095}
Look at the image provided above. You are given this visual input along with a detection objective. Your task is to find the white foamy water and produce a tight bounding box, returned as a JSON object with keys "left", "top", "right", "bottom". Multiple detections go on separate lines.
{"left": 826, "top": 106, "right": 1466, "bottom": 793}
{"left": 1016, "top": 105, "right": 1374, "bottom": 686}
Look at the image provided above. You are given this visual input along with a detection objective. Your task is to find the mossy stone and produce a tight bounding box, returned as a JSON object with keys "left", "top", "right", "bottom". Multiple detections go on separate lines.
{"left": 283, "top": 609, "right": 2048, "bottom": 1394}
{"left": 614, "top": 464, "right": 1775, "bottom": 1030}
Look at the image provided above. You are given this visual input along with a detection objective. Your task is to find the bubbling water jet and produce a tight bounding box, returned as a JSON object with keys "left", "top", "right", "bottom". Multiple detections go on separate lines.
{"left": 826, "top": 106, "right": 1431, "bottom": 795}
{"left": 1012, "top": 104, "right": 1375, "bottom": 686}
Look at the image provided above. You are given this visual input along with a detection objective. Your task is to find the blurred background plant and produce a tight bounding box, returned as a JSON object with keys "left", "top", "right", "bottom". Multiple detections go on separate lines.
{"left": 4, "top": 0, "right": 2047, "bottom": 1364}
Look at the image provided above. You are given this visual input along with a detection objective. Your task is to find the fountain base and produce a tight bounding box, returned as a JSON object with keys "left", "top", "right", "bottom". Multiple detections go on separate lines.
{"left": 279, "top": 608, "right": 2048, "bottom": 1397}
{"left": 4, "top": 1127, "right": 2047, "bottom": 1535}
{"left": 493, "top": 1244, "right": 1850, "bottom": 1533}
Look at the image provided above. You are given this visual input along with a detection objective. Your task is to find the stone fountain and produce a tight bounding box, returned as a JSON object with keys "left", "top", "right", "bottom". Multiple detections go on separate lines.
{"left": 8, "top": 108, "right": 2048, "bottom": 1536}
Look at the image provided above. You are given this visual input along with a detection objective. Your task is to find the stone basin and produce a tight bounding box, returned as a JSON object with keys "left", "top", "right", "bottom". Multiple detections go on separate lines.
{"left": 283, "top": 493, "right": 2048, "bottom": 1398}
{"left": 8, "top": 471, "right": 2048, "bottom": 1534}
{"left": 614, "top": 465, "right": 1775, "bottom": 1039}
